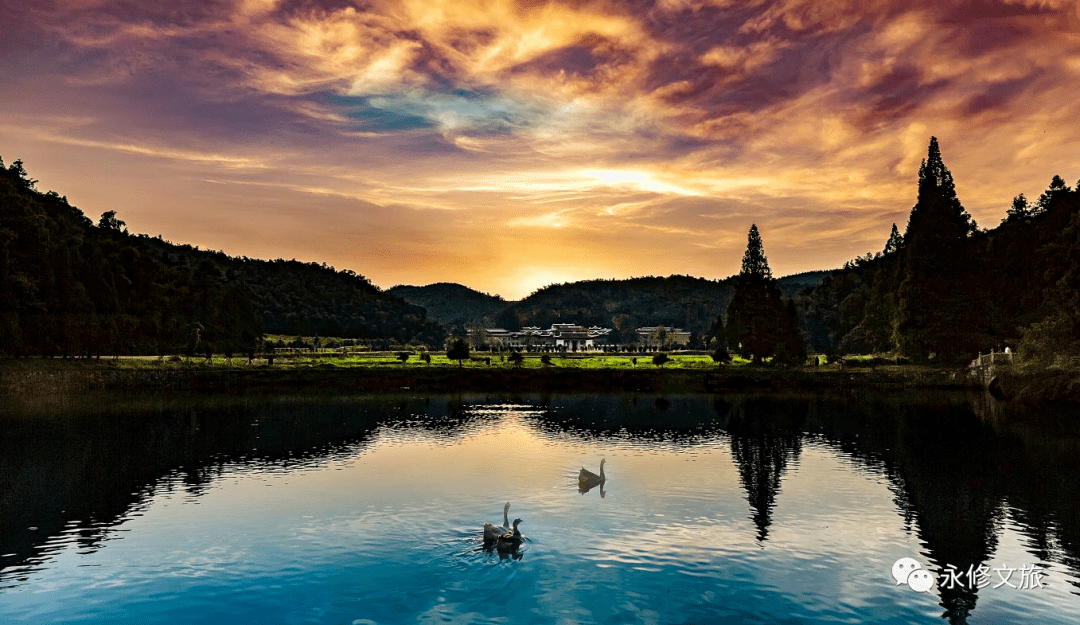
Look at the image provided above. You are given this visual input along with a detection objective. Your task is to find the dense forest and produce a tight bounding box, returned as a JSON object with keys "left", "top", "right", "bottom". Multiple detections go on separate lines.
{"left": 388, "top": 283, "right": 510, "bottom": 332}
{"left": 0, "top": 158, "right": 443, "bottom": 358}
{"left": 391, "top": 275, "right": 828, "bottom": 347}
{"left": 477, "top": 272, "right": 827, "bottom": 347}
{"left": 495, "top": 275, "right": 731, "bottom": 346}
{"left": 798, "top": 138, "right": 1080, "bottom": 364}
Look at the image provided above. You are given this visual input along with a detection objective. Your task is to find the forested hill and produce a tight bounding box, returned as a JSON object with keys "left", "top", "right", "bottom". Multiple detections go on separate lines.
{"left": 797, "top": 139, "right": 1080, "bottom": 363}
{"left": 138, "top": 241, "right": 445, "bottom": 346}
{"left": 388, "top": 283, "right": 510, "bottom": 331}
{"left": 777, "top": 271, "right": 832, "bottom": 297}
{"left": 492, "top": 275, "right": 731, "bottom": 345}
{"left": 0, "top": 158, "right": 443, "bottom": 357}
{"left": 389, "top": 272, "right": 831, "bottom": 348}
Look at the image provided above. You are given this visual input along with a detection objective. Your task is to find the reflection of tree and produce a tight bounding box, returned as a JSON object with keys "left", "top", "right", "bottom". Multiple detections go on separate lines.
{"left": 526, "top": 395, "right": 723, "bottom": 443}
{"left": 968, "top": 394, "right": 1080, "bottom": 594}
{"left": 0, "top": 396, "right": 391, "bottom": 584}
{"left": 789, "top": 395, "right": 1002, "bottom": 625}
{"left": 722, "top": 398, "right": 805, "bottom": 543}
{"left": 885, "top": 403, "right": 1005, "bottom": 625}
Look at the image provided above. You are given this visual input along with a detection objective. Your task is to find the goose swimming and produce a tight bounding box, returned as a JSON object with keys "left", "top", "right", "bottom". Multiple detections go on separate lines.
{"left": 579, "top": 459, "right": 606, "bottom": 489}
{"left": 496, "top": 518, "right": 523, "bottom": 551}
{"left": 483, "top": 502, "right": 511, "bottom": 542}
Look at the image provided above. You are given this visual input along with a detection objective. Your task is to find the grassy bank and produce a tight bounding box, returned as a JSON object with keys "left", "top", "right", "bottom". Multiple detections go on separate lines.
{"left": 986, "top": 364, "right": 1080, "bottom": 404}
{"left": 0, "top": 354, "right": 978, "bottom": 397}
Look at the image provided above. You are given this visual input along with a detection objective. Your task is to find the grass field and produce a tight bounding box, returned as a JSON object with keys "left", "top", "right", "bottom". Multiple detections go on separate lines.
{"left": 47, "top": 351, "right": 765, "bottom": 370}
{"left": 1, "top": 350, "right": 1012, "bottom": 399}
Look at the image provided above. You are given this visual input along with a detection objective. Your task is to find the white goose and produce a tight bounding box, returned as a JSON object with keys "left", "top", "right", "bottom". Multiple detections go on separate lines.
{"left": 483, "top": 502, "right": 511, "bottom": 542}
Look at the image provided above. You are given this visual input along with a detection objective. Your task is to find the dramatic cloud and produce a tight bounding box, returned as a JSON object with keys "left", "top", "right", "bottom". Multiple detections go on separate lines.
{"left": 2, "top": 0, "right": 1079, "bottom": 297}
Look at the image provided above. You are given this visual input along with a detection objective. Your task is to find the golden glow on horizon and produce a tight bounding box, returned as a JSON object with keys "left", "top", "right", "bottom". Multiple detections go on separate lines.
{"left": 3, "top": 0, "right": 1080, "bottom": 298}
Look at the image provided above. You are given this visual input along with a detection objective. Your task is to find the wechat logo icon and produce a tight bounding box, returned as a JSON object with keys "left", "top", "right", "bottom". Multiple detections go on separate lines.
{"left": 892, "top": 558, "right": 935, "bottom": 593}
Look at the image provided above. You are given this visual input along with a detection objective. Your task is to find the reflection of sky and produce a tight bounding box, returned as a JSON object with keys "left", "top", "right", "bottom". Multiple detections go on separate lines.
{"left": 4, "top": 403, "right": 1080, "bottom": 624}
{"left": 4, "top": 1, "right": 1080, "bottom": 297}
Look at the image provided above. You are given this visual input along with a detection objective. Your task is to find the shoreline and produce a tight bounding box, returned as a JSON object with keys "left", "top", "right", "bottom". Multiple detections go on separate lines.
{"left": 0, "top": 359, "right": 1073, "bottom": 404}
{"left": 0, "top": 359, "right": 973, "bottom": 394}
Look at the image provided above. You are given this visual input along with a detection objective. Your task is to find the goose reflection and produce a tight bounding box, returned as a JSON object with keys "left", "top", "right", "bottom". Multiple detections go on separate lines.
{"left": 579, "top": 481, "right": 606, "bottom": 497}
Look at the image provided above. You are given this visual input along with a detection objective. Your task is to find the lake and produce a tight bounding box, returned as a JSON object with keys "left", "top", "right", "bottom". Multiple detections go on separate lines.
{"left": 1, "top": 391, "right": 1079, "bottom": 624}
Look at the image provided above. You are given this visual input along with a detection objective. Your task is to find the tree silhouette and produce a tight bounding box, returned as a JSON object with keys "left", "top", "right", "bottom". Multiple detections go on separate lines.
{"left": 98, "top": 210, "right": 126, "bottom": 233}
{"left": 1036, "top": 175, "right": 1070, "bottom": 213}
{"left": 723, "top": 225, "right": 804, "bottom": 364}
{"left": 1003, "top": 194, "right": 1031, "bottom": 224}
{"left": 895, "top": 137, "right": 980, "bottom": 361}
{"left": 710, "top": 345, "right": 732, "bottom": 364}
{"left": 446, "top": 339, "right": 469, "bottom": 367}
{"left": 652, "top": 353, "right": 670, "bottom": 367}
{"left": 883, "top": 223, "right": 904, "bottom": 254}
{"left": 740, "top": 224, "right": 772, "bottom": 279}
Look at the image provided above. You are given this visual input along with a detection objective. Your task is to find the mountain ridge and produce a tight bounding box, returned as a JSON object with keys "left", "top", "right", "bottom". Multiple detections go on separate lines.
{"left": 390, "top": 271, "right": 833, "bottom": 346}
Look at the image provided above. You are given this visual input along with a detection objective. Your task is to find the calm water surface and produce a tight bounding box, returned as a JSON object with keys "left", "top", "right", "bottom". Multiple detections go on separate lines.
{"left": 1, "top": 391, "right": 1079, "bottom": 624}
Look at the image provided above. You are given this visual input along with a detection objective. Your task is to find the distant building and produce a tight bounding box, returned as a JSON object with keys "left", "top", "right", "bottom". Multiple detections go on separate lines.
{"left": 466, "top": 323, "right": 694, "bottom": 351}
{"left": 468, "top": 323, "right": 612, "bottom": 351}
{"left": 636, "top": 326, "right": 692, "bottom": 349}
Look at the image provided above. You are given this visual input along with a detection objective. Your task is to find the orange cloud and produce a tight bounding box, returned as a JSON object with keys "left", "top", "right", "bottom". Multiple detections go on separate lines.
{"left": 3, "top": 0, "right": 1080, "bottom": 298}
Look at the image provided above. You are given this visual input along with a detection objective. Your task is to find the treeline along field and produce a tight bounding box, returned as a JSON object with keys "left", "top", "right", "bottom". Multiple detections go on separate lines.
{"left": 797, "top": 138, "right": 1080, "bottom": 365}
{"left": 0, "top": 158, "right": 443, "bottom": 358}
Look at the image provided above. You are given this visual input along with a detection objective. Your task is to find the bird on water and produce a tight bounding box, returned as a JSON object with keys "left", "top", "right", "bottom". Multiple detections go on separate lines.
{"left": 579, "top": 459, "right": 606, "bottom": 489}
{"left": 496, "top": 518, "right": 524, "bottom": 551}
{"left": 483, "top": 502, "right": 511, "bottom": 542}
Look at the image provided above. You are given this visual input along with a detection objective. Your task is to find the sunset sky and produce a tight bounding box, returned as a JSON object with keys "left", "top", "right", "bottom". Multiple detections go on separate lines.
{"left": 2, "top": 1, "right": 1079, "bottom": 299}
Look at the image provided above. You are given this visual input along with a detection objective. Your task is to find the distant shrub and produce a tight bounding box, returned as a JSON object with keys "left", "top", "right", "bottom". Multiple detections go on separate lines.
{"left": 710, "top": 346, "right": 732, "bottom": 364}
{"left": 447, "top": 340, "right": 470, "bottom": 367}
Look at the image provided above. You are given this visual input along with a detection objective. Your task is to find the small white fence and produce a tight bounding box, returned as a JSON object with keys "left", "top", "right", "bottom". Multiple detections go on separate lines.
{"left": 975, "top": 350, "right": 1014, "bottom": 368}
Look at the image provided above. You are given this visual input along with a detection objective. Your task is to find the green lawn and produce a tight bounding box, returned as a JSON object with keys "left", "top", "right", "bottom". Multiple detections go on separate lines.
{"left": 103, "top": 351, "right": 764, "bottom": 370}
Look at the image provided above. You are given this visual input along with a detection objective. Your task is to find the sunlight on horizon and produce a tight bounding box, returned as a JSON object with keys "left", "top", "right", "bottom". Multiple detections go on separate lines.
{"left": 2, "top": 1, "right": 1079, "bottom": 295}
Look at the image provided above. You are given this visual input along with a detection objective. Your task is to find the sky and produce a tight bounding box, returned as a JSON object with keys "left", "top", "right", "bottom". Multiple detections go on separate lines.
{"left": 2, "top": 1, "right": 1079, "bottom": 299}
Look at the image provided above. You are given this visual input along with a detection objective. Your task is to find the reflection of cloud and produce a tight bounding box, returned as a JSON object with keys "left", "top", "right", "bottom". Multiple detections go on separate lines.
{"left": 4, "top": 0, "right": 1080, "bottom": 297}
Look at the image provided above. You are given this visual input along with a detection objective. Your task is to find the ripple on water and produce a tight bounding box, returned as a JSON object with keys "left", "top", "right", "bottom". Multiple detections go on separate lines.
{"left": 5, "top": 394, "right": 1080, "bottom": 625}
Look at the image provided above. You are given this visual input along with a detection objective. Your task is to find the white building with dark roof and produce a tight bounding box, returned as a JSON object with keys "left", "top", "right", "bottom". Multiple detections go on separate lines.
{"left": 467, "top": 323, "right": 691, "bottom": 351}
{"left": 469, "top": 323, "right": 612, "bottom": 351}
{"left": 636, "top": 326, "right": 692, "bottom": 348}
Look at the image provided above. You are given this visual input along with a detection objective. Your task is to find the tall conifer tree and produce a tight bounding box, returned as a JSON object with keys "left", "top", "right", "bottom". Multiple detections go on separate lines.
{"left": 1004, "top": 194, "right": 1030, "bottom": 223}
{"left": 894, "top": 137, "right": 979, "bottom": 361}
{"left": 741, "top": 224, "right": 772, "bottom": 279}
{"left": 723, "top": 225, "right": 803, "bottom": 363}
{"left": 883, "top": 223, "right": 904, "bottom": 255}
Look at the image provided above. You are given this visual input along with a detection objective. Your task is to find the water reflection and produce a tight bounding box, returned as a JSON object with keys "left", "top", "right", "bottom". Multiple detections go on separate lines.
{"left": 1, "top": 391, "right": 1079, "bottom": 624}
{"left": 0, "top": 394, "right": 396, "bottom": 587}
{"left": 722, "top": 397, "right": 804, "bottom": 543}
{"left": 579, "top": 482, "right": 607, "bottom": 497}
